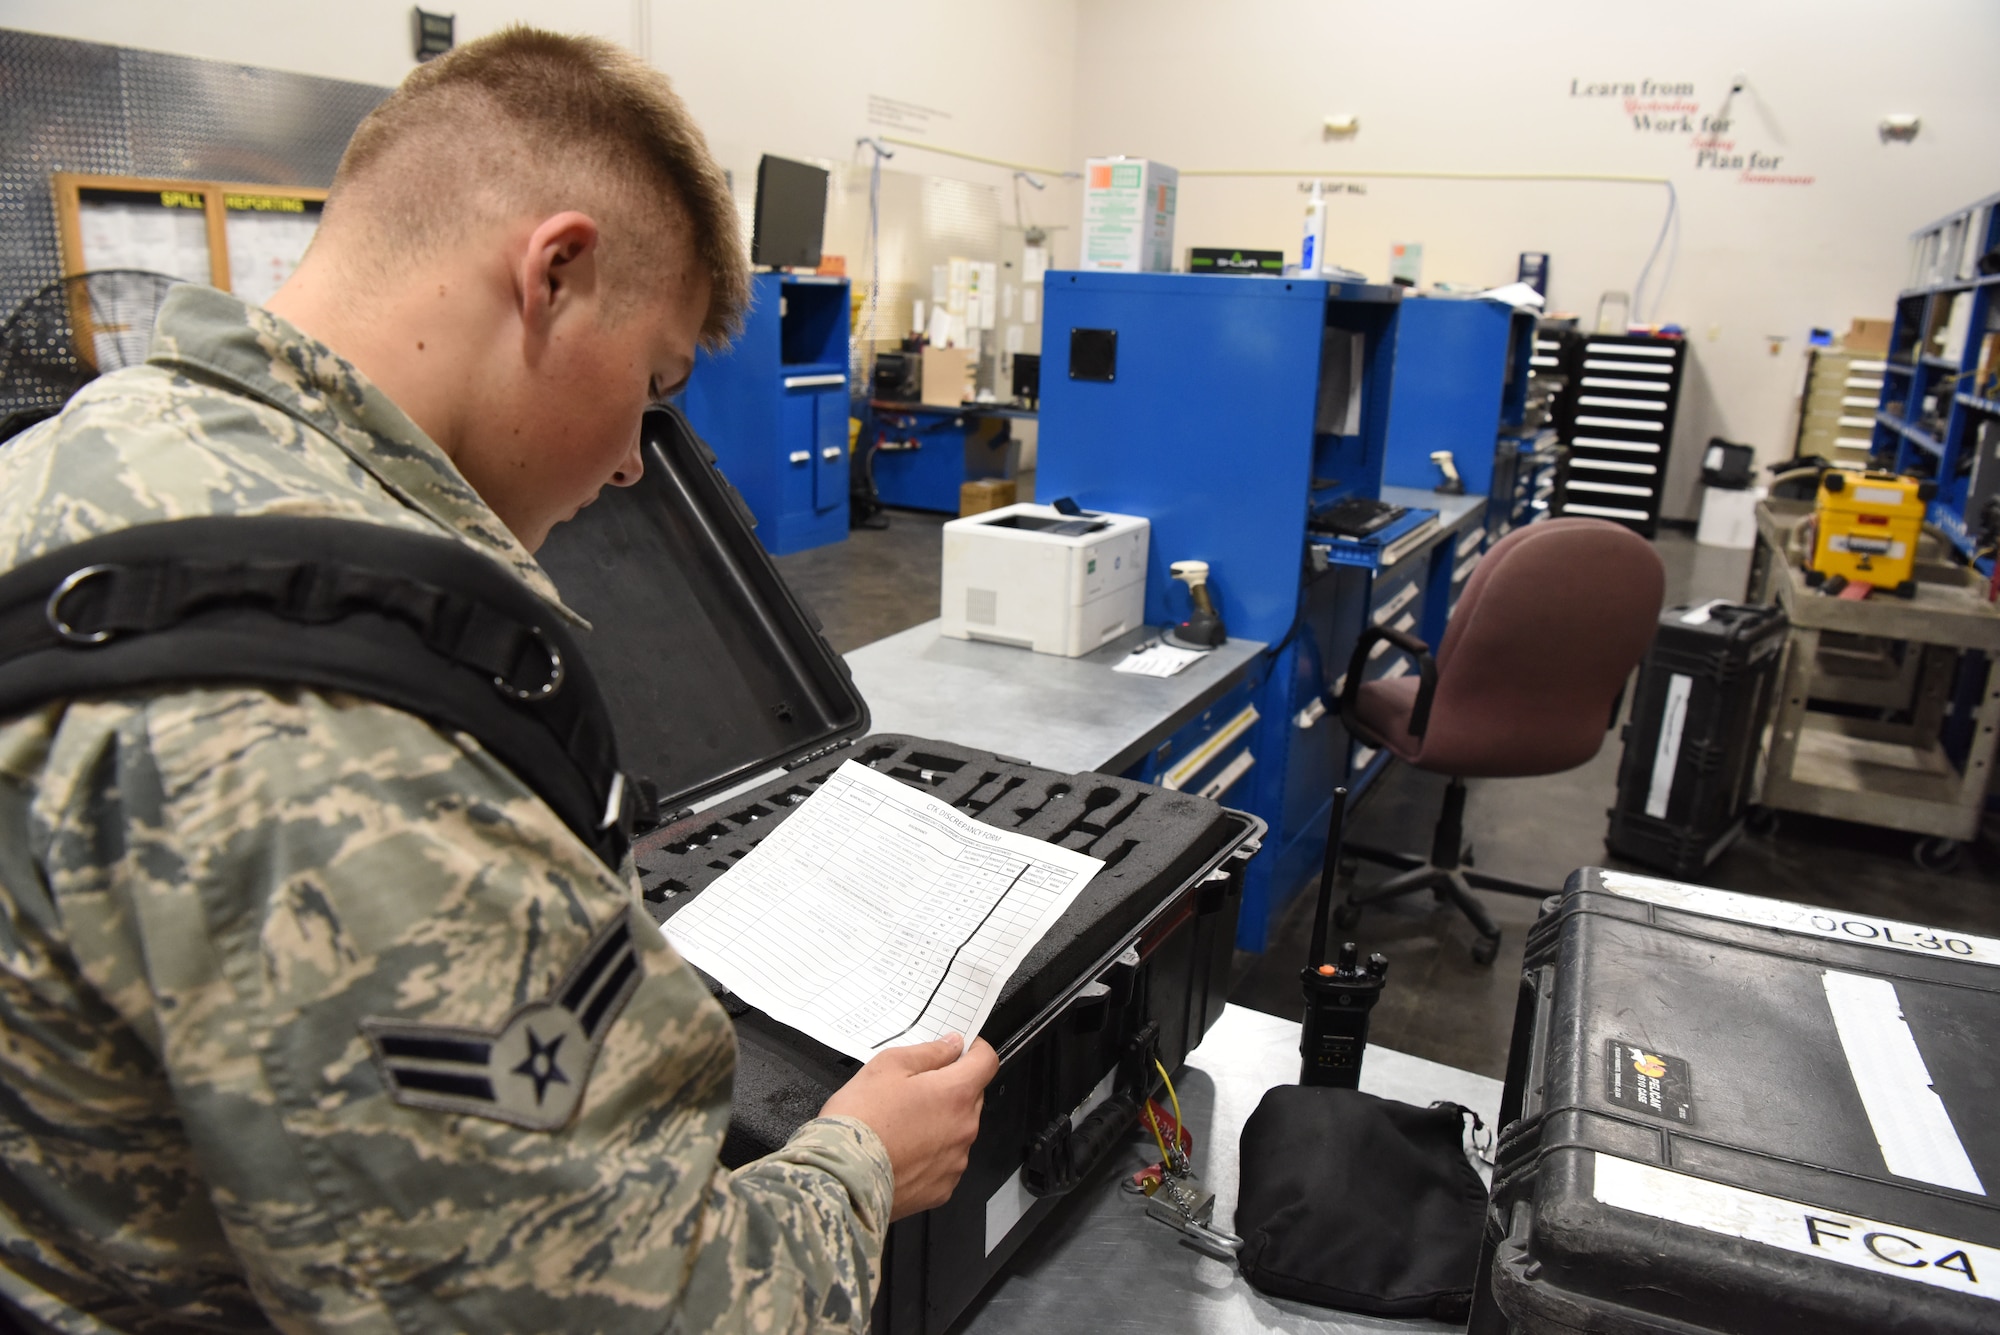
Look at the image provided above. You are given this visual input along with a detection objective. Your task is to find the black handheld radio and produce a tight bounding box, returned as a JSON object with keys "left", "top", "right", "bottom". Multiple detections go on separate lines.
{"left": 1299, "top": 786, "right": 1388, "bottom": 1087}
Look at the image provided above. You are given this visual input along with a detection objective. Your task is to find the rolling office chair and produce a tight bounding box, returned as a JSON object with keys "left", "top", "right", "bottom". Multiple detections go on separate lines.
{"left": 1333, "top": 518, "right": 1665, "bottom": 963}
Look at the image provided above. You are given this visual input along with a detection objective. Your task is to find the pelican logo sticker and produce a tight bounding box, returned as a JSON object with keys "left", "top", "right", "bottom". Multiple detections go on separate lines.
{"left": 1606, "top": 1038, "right": 1694, "bottom": 1124}
{"left": 363, "top": 912, "right": 642, "bottom": 1130}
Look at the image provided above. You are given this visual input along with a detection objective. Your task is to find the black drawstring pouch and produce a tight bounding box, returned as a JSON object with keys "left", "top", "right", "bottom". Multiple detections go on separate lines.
{"left": 1236, "top": 1085, "right": 1489, "bottom": 1322}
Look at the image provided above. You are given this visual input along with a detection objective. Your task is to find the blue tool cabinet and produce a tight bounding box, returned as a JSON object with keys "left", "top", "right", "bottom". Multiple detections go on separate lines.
{"left": 1379, "top": 296, "right": 1516, "bottom": 496}
{"left": 1036, "top": 271, "right": 1403, "bottom": 950}
{"left": 679, "top": 273, "right": 851, "bottom": 556}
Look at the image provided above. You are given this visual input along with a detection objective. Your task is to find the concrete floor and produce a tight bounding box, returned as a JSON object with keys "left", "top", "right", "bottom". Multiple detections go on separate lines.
{"left": 777, "top": 512, "right": 2000, "bottom": 1081}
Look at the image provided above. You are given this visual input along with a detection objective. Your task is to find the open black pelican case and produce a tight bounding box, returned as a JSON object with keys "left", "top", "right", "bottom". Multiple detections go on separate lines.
{"left": 537, "top": 408, "right": 1263, "bottom": 1335}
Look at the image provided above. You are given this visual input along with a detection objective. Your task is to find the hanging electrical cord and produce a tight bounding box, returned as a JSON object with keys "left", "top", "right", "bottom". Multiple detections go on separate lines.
{"left": 1012, "top": 169, "right": 1048, "bottom": 235}
{"left": 873, "top": 135, "right": 1073, "bottom": 179}
{"left": 1630, "top": 180, "right": 1680, "bottom": 326}
{"left": 854, "top": 137, "right": 894, "bottom": 393}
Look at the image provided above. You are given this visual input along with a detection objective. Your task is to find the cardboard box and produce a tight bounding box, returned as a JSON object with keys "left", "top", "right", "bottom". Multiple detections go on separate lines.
{"left": 1843, "top": 317, "right": 1892, "bottom": 354}
{"left": 959, "top": 478, "right": 1017, "bottom": 516}
{"left": 920, "top": 346, "right": 972, "bottom": 407}
{"left": 1081, "top": 157, "right": 1177, "bottom": 273}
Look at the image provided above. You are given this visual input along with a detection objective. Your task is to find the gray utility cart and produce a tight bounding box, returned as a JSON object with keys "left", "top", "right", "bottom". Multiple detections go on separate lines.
{"left": 1747, "top": 499, "right": 2000, "bottom": 872}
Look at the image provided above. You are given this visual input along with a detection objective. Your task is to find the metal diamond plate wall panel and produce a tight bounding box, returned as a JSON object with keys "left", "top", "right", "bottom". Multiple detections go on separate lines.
{"left": 0, "top": 29, "right": 387, "bottom": 421}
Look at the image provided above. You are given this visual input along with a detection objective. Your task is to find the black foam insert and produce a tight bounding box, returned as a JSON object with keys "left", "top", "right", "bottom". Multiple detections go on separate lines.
{"left": 633, "top": 734, "right": 1246, "bottom": 1158}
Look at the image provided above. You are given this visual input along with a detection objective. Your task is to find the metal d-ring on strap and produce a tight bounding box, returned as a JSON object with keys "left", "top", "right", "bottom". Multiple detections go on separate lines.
{"left": 491, "top": 623, "right": 565, "bottom": 703}
{"left": 45, "top": 564, "right": 119, "bottom": 645}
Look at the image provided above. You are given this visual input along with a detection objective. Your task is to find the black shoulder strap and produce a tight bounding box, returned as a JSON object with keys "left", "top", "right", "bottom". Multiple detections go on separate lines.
{"left": 0, "top": 516, "right": 643, "bottom": 869}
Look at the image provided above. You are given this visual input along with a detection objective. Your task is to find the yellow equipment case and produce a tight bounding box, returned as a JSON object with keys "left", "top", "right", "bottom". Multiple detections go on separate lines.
{"left": 1807, "top": 469, "right": 1931, "bottom": 596}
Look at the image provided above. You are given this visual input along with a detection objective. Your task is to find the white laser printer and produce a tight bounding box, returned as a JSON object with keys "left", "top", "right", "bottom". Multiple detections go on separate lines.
{"left": 939, "top": 502, "right": 1150, "bottom": 657}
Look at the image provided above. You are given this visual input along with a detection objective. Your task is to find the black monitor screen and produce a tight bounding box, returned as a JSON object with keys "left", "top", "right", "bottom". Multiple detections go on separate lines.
{"left": 752, "top": 155, "right": 827, "bottom": 269}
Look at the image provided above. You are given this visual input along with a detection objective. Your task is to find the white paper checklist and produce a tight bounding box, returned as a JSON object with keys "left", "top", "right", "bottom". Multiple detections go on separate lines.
{"left": 664, "top": 761, "right": 1104, "bottom": 1061}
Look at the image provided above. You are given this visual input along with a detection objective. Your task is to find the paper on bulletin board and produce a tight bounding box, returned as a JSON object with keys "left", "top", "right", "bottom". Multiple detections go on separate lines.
{"left": 928, "top": 306, "right": 955, "bottom": 346}
{"left": 1002, "top": 284, "right": 1016, "bottom": 321}
{"left": 226, "top": 209, "right": 320, "bottom": 307}
{"left": 1021, "top": 289, "right": 1038, "bottom": 325}
{"left": 78, "top": 198, "right": 212, "bottom": 285}
{"left": 1004, "top": 324, "right": 1024, "bottom": 355}
{"left": 1023, "top": 245, "right": 1048, "bottom": 284}
{"left": 976, "top": 262, "right": 999, "bottom": 330}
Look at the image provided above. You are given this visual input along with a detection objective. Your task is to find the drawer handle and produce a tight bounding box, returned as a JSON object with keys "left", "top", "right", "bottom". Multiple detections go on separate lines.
{"left": 822, "top": 447, "right": 842, "bottom": 461}
{"left": 789, "top": 450, "right": 810, "bottom": 464}
{"left": 784, "top": 373, "right": 847, "bottom": 389}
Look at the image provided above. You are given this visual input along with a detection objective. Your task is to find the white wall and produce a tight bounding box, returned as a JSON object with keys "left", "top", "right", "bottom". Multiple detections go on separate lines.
{"left": 5, "top": 0, "right": 1081, "bottom": 255}
{"left": 18, "top": 1, "right": 1999, "bottom": 514}
{"left": 1071, "top": 0, "right": 2000, "bottom": 515}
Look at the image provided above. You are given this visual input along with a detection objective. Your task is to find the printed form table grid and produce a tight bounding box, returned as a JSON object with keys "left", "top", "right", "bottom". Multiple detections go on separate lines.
{"left": 665, "top": 762, "right": 1102, "bottom": 1061}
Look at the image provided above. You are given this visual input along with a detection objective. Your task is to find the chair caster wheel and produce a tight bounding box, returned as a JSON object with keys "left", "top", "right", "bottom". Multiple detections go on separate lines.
{"left": 1471, "top": 934, "right": 1501, "bottom": 966}
{"left": 1337, "top": 856, "right": 1359, "bottom": 880}
{"left": 1333, "top": 901, "right": 1362, "bottom": 929}
{"left": 1913, "top": 836, "right": 1962, "bottom": 875}
{"left": 1743, "top": 806, "right": 1780, "bottom": 838}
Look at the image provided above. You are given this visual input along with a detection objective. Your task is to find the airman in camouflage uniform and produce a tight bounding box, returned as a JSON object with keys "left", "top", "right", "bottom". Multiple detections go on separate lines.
{"left": 0, "top": 26, "right": 994, "bottom": 1335}
{"left": 0, "top": 281, "right": 896, "bottom": 1334}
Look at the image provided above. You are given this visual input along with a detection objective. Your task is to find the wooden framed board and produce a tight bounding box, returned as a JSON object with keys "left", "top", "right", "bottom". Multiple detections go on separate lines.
{"left": 52, "top": 172, "right": 329, "bottom": 304}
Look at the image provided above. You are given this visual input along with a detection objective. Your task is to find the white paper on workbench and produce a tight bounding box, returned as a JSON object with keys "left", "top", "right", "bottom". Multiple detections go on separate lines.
{"left": 663, "top": 760, "right": 1105, "bottom": 1062}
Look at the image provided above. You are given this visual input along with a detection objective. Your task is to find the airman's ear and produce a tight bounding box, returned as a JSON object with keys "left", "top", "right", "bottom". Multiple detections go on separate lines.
{"left": 519, "top": 212, "right": 602, "bottom": 333}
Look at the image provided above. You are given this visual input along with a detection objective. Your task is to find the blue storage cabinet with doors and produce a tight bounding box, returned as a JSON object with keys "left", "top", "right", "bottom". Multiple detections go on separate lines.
{"left": 678, "top": 273, "right": 850, "bottom": 555}
{"left": 1379, "top": 295, "right": 1516, "bottom": 496}
{"left": 1036, "top": 270, "right": 1404, "bottom": 950}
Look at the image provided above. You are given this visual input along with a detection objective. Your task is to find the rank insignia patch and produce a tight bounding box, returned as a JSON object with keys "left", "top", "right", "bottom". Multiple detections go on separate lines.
{"left": 362, "top": 911, "right": 642, "bottom": 1130}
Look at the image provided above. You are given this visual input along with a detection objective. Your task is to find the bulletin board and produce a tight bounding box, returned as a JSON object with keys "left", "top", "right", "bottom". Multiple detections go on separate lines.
{"left": 52, "top": 172, "right": 329, "bottom": 306}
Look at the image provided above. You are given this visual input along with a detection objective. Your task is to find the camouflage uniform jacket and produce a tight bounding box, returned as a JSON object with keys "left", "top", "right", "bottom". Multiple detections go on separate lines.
{"left": 0, "top": 285, "right": 894, "bottom": 1334}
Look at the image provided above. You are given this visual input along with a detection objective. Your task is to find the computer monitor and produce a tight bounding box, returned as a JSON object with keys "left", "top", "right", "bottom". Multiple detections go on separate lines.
{"left": 751, "top": 155, "right": 828, "bottom": 269}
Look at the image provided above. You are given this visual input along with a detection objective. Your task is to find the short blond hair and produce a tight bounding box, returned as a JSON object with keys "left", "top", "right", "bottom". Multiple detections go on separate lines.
{"left": 327, "top": 27, "right": 748, "bottom": 346}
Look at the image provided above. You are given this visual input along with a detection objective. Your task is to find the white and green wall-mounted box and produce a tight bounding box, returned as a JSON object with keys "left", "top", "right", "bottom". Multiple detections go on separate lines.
{"left": 1080, "top": 157, "right": 1178, "bottom": 273}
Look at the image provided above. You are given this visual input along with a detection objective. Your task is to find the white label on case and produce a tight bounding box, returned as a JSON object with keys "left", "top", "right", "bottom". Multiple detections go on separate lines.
{"left": 1822, "top": 972, "right": 1985, "bottom": 1194}
{"left": 1643, "top": 673, "right": 1692, "bottom": 818}
{"left": 1596, "top": 872, "right": 2000, "bottom": 967}
{"left": 1592, "top": 1153, "right": 1999, "bottom": 1303}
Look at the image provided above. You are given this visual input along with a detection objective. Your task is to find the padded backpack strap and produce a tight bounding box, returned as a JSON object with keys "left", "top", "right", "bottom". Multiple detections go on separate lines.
{"left": 0, "top": 516, "right": 643, "bottom": 869}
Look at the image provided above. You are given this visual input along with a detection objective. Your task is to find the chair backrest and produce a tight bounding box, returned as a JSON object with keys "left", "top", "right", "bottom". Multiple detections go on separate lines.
{"left": 1415, "top": 517, "right": 1664, "bottom": 777}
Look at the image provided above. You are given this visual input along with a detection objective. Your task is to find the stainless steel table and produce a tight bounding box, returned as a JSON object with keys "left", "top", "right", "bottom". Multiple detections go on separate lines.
{"left": 845, "top": 622, "right": 1266, "bottom": 775}
{"left": 960, "top": 1004, "right": 1503, "bottom": 1334}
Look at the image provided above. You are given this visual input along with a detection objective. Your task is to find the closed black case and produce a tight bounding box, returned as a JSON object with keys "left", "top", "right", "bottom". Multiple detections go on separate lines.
{"left": 1606, "top": 601, "right": 1786, "bottom": 877}
{"left": 1472, "top": 867, "right": 2000, "bottom": 1334}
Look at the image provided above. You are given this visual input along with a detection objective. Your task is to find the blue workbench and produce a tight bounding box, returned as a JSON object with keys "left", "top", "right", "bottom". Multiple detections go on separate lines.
{"left": 867, "top": 401, "right": 1029, "bottom": 512}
